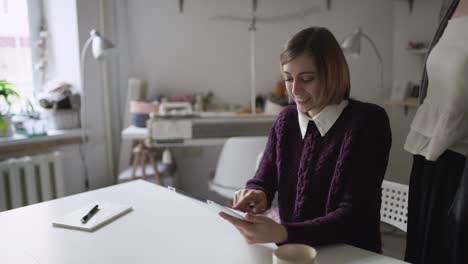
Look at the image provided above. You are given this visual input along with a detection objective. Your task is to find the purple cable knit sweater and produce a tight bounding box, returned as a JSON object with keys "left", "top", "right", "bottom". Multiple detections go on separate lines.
{"left": 246, "top": 99, "right": 392, "bottom": 253}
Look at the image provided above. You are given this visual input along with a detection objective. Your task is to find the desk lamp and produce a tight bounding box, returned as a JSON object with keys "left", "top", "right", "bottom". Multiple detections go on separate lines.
{"left": 79, "top": 29, "right": 114, "bottom": 189}
{"left": 341, "top": 27, "right": 384, "bottom": 96}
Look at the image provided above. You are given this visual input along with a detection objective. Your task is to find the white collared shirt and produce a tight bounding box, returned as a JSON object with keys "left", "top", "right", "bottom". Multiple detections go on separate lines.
{"left": 297, "top": 100, "right": 348, "bottom": 139}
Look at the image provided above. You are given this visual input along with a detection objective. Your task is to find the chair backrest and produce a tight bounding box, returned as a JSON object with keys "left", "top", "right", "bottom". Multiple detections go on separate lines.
{"left": 380, "top": 180, "right": 409, "bottom": 232}
{"left": 209, "top": 136, "right": 268, "bottom": 199}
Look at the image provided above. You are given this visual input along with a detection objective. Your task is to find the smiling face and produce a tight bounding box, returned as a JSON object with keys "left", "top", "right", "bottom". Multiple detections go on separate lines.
{"left": 280, "top": 27, "right": 351, "bottom": 114}
{"left": 282, "top": 53, "right": 323, "bottom": 114}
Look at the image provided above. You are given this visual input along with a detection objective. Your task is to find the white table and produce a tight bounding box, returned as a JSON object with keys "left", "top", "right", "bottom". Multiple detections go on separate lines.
{"left": 122, "top": 125, "right": 228, "bottom": 147}
{"left": 123, "top": 113, "right": 277, "bottom": 147}
{"left": 0, "top": 180, "right": 408, "bottom": 263}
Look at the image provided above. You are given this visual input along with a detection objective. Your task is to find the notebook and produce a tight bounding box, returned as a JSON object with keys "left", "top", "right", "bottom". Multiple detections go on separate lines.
{"left": 52, "top": 201, "right": 132, "bottom": 232}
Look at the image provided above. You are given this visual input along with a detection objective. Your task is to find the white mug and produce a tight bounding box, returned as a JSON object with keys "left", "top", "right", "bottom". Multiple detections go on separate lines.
{"left": 273, "top": 244, "right": 318, "bottom": 264}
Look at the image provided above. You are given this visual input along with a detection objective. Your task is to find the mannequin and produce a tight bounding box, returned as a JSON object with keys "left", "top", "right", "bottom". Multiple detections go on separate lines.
{"left": 404, "top": 0, "right": 468, "bottom": 263}
{"left": 452, "top": 0, "right": 468, "bottom": 17}
{"left": 447, "top": 2, "right": 468, "bottom": 262}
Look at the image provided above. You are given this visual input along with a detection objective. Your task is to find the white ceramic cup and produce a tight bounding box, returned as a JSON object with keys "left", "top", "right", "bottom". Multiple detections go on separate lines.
{"left": 273, "top": 244, "right": 318, "bottom": 264}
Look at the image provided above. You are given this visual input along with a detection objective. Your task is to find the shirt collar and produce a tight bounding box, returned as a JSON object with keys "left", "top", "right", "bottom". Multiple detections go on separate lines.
{"left": 297, "top": 100, "right": 348, "bottom": 138}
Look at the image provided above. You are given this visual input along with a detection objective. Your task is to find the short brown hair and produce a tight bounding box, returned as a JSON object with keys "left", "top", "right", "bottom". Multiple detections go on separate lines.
{"left": 280, "top": 27, "right": 350, "bottom": 106}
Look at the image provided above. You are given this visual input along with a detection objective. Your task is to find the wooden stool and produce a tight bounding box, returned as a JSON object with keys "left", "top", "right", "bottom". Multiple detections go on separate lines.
{"left": 130, "top": 140, "right": 161, "bottom": 184}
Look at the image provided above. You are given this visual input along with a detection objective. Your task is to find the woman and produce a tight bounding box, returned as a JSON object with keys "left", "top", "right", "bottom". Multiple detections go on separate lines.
{"left": 404, "top": 0, "right": 468, "bottom": 263}
{"left": 219, "top": 27, "right": 392, "bottom": 253}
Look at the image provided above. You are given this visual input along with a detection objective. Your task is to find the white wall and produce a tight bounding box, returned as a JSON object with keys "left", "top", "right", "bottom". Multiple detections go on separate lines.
{"left": 385, "top": 0, "right": 443, "bottom": 184}
{"left": 121, "top": 0, "right": 394, "bottom": 105}
{"left": 42, "top": 0, "right": 85, "bottom": 195}
{"left": 43, "top": 0, "right": 113, "bottom": 193}
{"left": 74, "top": 0, "right": 113, "bottom": 189}
{"left": 109, "top": 0, "right": 396, "bottom": 198}
{"left": 44, "top": 0, "right": 444, "bottom": 195}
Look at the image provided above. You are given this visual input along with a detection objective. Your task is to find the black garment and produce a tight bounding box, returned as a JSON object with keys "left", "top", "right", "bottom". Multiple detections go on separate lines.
{"left": 447, "top": 159, "right": 468, "bottom": 263}
{"left": 405, "top": 151, "right": 466, "bottom": 264}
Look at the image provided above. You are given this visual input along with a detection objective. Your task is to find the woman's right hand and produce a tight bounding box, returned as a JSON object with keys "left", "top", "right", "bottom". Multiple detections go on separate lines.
{"left": 232, "top": 189, "right": 268, "bottom": 214}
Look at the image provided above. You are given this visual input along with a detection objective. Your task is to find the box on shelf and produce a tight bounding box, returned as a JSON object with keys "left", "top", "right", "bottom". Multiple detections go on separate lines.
{"left": 42, "top": 109, "right": 80, "bottom": 130}
{"left": 130, "top": 100, "right": 159, "bottom": 128}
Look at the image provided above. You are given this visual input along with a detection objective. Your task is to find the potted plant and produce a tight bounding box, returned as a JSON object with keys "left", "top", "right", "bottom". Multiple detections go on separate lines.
{"left": 0, "top": 79, "right": 19, "bottom": 137}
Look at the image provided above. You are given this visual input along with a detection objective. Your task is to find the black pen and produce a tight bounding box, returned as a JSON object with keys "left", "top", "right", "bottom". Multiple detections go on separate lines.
{"left": 81, "top": 205, "right": 99, "bottom": 224}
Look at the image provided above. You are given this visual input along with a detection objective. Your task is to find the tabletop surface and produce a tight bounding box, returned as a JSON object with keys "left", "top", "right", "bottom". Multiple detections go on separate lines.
{"left": 0, "top": 180, "right": 407, "bottom": 264}
{"left": 122, "top": 113, "right": 277, "bottom": 140}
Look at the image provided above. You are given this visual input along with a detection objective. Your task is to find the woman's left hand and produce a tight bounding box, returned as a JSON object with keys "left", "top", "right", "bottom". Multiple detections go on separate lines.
{"left": 219, "top": 212, "right": 288, "bottom": 244}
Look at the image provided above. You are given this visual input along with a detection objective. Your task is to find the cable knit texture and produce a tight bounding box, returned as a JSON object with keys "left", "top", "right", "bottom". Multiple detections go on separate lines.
{"left": 246, "top": 99, "right": 392, "bottom": 253}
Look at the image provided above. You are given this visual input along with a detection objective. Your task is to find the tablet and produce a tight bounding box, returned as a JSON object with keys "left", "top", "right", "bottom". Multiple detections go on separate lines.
{"left": 167, "top": 186, "right": 248, "bottom": 221}
{"left": 206, "top": 200, "right": 247, "bottom": 220}
{"left": 167, "top": 186, "right": 206, "bottom": 204}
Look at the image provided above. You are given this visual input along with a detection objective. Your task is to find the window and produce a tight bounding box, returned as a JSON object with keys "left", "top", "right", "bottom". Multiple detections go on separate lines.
{"left": 0, "top": 0, "right": 36, "bottom": 112}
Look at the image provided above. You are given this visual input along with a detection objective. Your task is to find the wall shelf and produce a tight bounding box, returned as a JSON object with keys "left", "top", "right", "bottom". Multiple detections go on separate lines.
{"left": 386, "top": 97, "right": 419, "bottom": 115}
{"left": 385, "top": 97, "right": 419, "bottom": 106}
{"left": 0, "top": 129, "right": 83, "bottom": 156}
{"left": 407, "top": 48, "right": 429, "bottom": 55}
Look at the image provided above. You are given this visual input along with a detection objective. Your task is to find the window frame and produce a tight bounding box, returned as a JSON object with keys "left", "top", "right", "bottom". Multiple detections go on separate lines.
{"left": 26, "top": 0, "right": 44, "bottom": 95}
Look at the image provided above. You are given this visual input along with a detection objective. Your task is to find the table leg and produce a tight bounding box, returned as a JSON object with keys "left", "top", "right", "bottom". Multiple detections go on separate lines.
{"left": 131, "top": 141, "right": 144, "bottom": 179}
{"left": 148, "top": 153, "right": 161, "bottom": 184}
{"left": 141, "top": 149, "right": 147, "bottom": 179}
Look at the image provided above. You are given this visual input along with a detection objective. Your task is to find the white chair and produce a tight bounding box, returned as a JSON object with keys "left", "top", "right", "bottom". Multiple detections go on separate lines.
{"left": 380, "top": 180, "right": 409, "bottom": 232}
{"left": 380, "top": 180, "right": 409, "bottom": 260}
{"left": 209, "top": 136, "right": 268, "bottom": 199}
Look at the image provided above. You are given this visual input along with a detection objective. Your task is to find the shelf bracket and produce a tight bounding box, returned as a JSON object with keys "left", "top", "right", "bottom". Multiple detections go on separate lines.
{"left": 179, "top": 0, "right": 184, "bottom": 13}
{"left": 408, "top": 0, "right": 414, "bottom": 14}
{"left": 395, "top": 0, "right": 414, "bottom": 14}
{"left": 404, "top": 105, "right": 409, "bottom": 115}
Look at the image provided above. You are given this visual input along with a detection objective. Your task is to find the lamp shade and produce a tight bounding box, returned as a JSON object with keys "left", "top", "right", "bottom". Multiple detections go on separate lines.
{"left": 90, "top": 29, "right": 114, "bottom": 60}
{"left": 340, "top": 28, "right": 362, "bottom": 56}
{"left": 340, "top": 27, "right": 384, "bottom": 98}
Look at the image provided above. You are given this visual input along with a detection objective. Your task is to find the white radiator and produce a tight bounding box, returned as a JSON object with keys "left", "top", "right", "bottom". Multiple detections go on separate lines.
{"left": 0, "top": 152, "right": 65, "bottom": 211}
